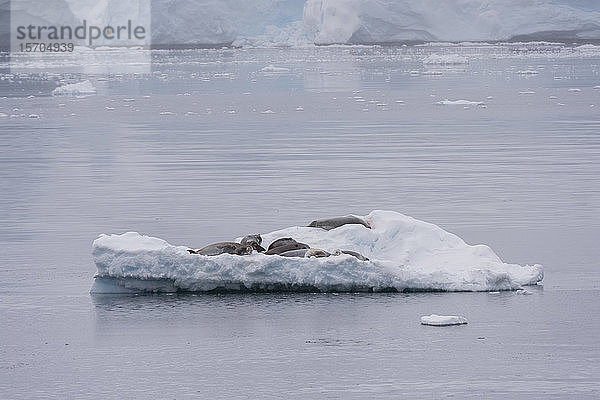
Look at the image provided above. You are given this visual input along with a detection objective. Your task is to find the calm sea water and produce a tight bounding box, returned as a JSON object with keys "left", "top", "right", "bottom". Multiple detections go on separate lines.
{"left": 1, "top": 44, "right": 599, "bottom": 398}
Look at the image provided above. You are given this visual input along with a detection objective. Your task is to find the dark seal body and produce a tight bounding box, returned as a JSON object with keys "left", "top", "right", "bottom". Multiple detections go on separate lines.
{"left": 307, "top": 215, "right": 370, "bottom": 231}
{"left": 338, "top": 250, "right": 369, "bottom": 261}
{"left": 240, "top": 234, "right": 265, "bottom": 252}
{"left": 189, "top": 242, "right": 253, "bottom": 256}
{"left": 265, "top": 241, "right": 310, "bottom": 255}
{"left": 267, "top": 237, "right": 299, "bottom": 252}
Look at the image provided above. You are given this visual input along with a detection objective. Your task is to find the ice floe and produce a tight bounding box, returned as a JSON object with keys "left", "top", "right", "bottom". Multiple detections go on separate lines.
{"left": 91, "top": 210, "right": 543, "bottom": 294}
{"left": 436, "top": 99, "right": 485, "bottom": 106}
{"left": 421, "top": 314, "right": 468, "bottom": 326}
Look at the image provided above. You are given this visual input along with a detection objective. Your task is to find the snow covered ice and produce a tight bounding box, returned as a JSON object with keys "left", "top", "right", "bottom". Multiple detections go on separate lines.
{"left": 91, "top": 210, "right": 543, "bottom": 293}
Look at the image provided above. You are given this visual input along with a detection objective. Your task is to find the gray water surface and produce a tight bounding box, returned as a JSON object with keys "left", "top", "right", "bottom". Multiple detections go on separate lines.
{"left": 1, "top": 44, "right": 600, "bottom": 398}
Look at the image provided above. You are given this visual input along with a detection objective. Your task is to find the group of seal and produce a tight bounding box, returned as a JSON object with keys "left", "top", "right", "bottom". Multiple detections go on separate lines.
{"left": 188, "top": 215, "right": 370, "bottom": 261}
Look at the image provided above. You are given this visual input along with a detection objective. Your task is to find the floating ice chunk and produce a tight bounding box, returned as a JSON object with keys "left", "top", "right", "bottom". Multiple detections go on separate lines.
{"left": 516, "top": 289, "right": 533, "bottom": 295}
{"left": 568, "top": 88, "right": 582, "bottom": 92}
{"left": 594, "top": 86, "right": 600, "bottom": 90}
{"left": 436, "top": 99, "right": 484, "bottom": 106}
{"left": 91, "top": 210, "right": 543, "bottom": 294}
{"left": 420, "top": 314, "right": 468, "bottom": 326}
{"left": 160, "top": 111, "right": 176, "bottom": 116}
{"left": 423, "top": 54, "right": 467, "bottom": 65}
{"left": 519, "top": 91, "right": 536, "bottom": 95}
{"left": 422, "top": 71, "right": 443, "bottom": 75}
{"left": 517, "top": 70, "right": 539, "bottom": 75}
{"left": 28, "top": 114, "right": 40, "bottom": 119}
{"left": 52, "top": 80, "right": 96, "bottom": 96}
{"left": 261, "top": 65, "right": 290, "bottom": 73}
{"left": 261, "top": 109, "right": 275, "bottom": 114}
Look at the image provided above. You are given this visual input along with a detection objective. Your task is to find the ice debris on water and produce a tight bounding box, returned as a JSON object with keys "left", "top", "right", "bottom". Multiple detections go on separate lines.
{"left": 421, "top": 315, "right": 468, "bottom": 326}
{"left": 52, "top": 80, "right": 96, "bottom": 96}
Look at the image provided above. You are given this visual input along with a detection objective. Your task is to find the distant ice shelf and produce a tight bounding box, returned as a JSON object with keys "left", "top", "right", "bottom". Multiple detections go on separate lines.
{"left": 91, "top": 210, "right": 543, "bottom": 294}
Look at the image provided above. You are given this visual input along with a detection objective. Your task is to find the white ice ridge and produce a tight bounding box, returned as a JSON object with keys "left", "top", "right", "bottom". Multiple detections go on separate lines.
{"left": 421, "top": 314, "right": 468, "bottom": 326}
{"left": 91, "top": 210, "right": 543, "bottom": 294}
{"left": 52, "top": 80, "right": 97, "bottom": 96}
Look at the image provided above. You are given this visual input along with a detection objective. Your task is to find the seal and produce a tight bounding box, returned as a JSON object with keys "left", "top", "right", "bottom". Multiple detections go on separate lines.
{"left": 333, "top": 249, "right": 369, "bottom": 261}
{"left": 240, "top": 234, "right": 265, "bottom": 252}
{"left": 307, "top": 215, "right": 370, "bottom": 231}
{"left": 267, "top": 237, "right": 299, "bottom": 252}
{"left": 305, "top": 248, "right": 331, "bottom": 258}
{"left": 264, "top": 241, "right": 310, "bottom": 255}
{"left": 188, "top": 242, "right": 253, "bottom": 256}
{"left": 278, "top": 249, "right": 309, "bottom": 258}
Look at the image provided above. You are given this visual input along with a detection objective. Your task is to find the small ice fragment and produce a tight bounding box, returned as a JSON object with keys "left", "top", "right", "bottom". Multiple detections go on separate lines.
{"left": 568, "top": 88, "right": 581, "bottom": 92}
{"left": 28, "top": 114, "right": 40, "bottom": 118}
{"left": 519, "top": 91, "right": 536, "bottom": 95}
{"left": 105, "top": 107, "right": 115, "bottom": 111}
{"left": 123, "top": 98, "right": 135, "bottom": 102}
{"left": 517, "top": 70, "right": 538, "bottom": 75}
{"left": 421, "top": 314, "right": 468, "bottom": 326}
{"left": 395, "top": 100, "right": 404, "bottom": 103}
{"left": 516, "top": 289, "right": 533, "bottom": 295}
{"left": 53, "top": 80, "right": 96, "bottom": 96}
{"left": 593, "top": 86, "right": 600, "bottom": 90}
{"left": 436, "top": 99, "right": 484, "bottom": 106}
{"left": 160, "top": 111, "right": 176, "bottom": 115}
{"left": 295, "top": 106, "right": 304, "bottom": 111}
{"left": 261, "top": 109, "right": 275, "bottom": 114}
{"left": 27, "top": 95, "right": 35, "bottom": 99}
{"left": 261, "top": 65, "right": 290, "bottom": 73}
{"left": 488, "top": 291, "right": 500, "bottom": 294}
{"left": 549, "top": 96, "right": 558, "bottom": 99}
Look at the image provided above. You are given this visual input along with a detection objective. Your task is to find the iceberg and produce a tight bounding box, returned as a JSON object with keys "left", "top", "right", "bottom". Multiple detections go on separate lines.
{"left": 91, "top": 210, "right": 543, "bottom": 294}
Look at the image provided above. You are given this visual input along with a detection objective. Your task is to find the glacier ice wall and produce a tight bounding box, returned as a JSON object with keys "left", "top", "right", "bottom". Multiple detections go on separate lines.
{"left": 153, "top": 0, "right": 600, "bottom": 46}
{"left": 2, "top": 0, "right": 600, "bottom": 47}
